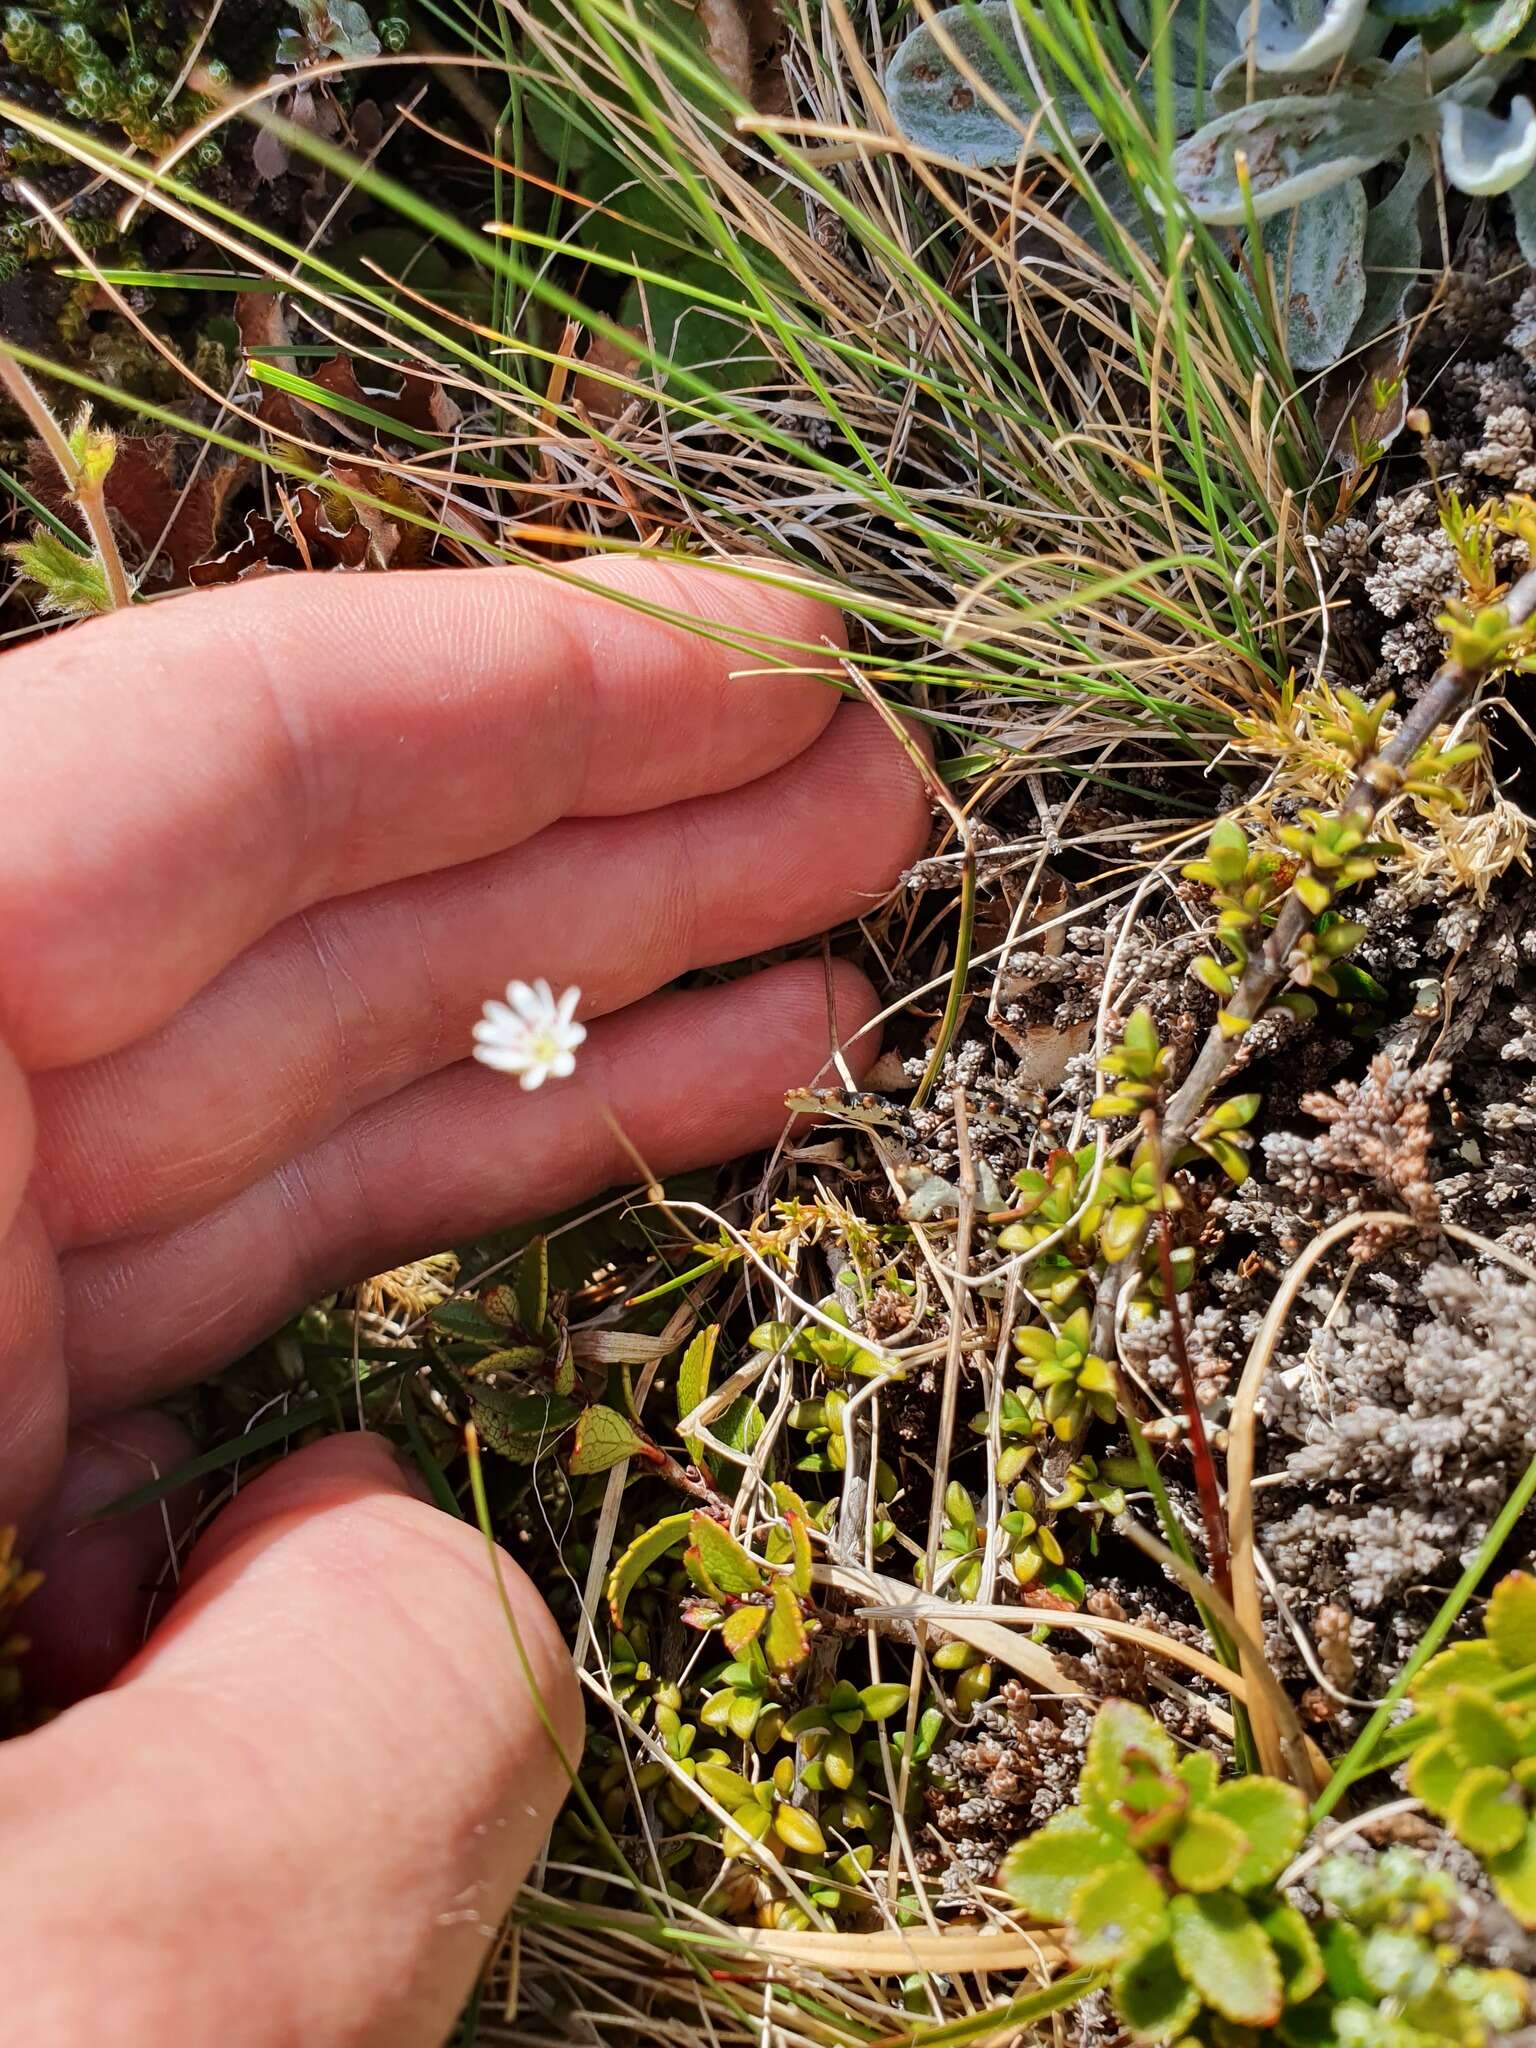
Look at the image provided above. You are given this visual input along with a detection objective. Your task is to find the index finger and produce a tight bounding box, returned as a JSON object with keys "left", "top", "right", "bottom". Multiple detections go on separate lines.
{"left": 2, "top": 557, "right": 845, "bottom": 1071}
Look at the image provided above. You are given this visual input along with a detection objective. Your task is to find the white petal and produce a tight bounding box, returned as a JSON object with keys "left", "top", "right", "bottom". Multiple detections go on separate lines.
{"left": 474, "top": 1042, "right": 532, "bottom": 1074}
{"left": 549, "top": 1050, "right": 576, "bottom": 1078}
{"left": 505, "top": 980, "right": 546, "bottom": 1025}
{"left": 555, "top": 984, "right": 583, "bottom": 1028}
{"left": 518, "top": 1063, "right": 549, "bottom": 1091}
{"left": 564, "top": 1018, "right": 588, "bottom": 1051}
{"left": 531, "top": 977, "right": 555, "bottom": 1012}
{"left": 479, "top": 998, "right": 517, "bottom": 1031}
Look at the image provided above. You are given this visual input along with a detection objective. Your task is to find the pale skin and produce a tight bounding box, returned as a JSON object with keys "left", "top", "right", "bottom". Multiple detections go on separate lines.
{"left": 0, "top": 557, "right": 929, "bottom": 2045}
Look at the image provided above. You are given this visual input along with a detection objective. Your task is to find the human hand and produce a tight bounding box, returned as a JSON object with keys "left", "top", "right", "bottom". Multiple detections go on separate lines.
{"left": 0, "top": 557, "right": 929, "bottom": 2044}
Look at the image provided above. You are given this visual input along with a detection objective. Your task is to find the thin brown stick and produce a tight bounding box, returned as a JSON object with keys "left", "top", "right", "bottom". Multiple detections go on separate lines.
{"left": 1090, "top": 558, "right": 1536, "bottom": 1357}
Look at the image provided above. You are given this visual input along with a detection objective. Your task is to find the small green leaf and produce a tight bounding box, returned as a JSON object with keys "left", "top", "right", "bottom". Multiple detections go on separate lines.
{"left": 1205, "top": 1777, "right": 1308, "bottom": 1890}
{"left": 1178, "top": 1752, "right": 1221, "bottom": 1807}
{"left": 516, "top": 1235, "right": 549, "bottom": 1336}
{"left": 1261, "top": 1899, "right": 1325, "bottom": 2004}
{"left": 686, "top": 1514, "right": 765, "bottom": 1597}
{"left": 763, "top": 1581, "right": 810, "bottom": 1673}
{"left": 1081, "top": 1699, "right": 1179, "bottom": 1839}
{"left": 858, "top": 1682, "right": 911, "bottom": 1723}
{"left": 568, "top": 1403, "right": 646, "bottom": 1475}
{"left": 1169, "top": 1892, "right": 1283, "bottom": 2028}
{"left": 1068, "top": 1859, "right": 1169, "bottom": 1965}
{"left": 676, "top": 1324, "right": 718, "bottom": 1463}
{"left": 1450, "top": 1764, "right": 1527, "bottom": 1859}
{"left": 1113, "top": 1936, "right": 1200, "bottom": 2040}
{"left": 5, "top": 529, "right": 112, "bottom": 621}
{"left": 606, "top": 1511, "right": 692, "bottom": 1626}
{"left": 1000, "top": 1812, "right": 1126, "bottom": 1921}
{"left": 1489, "top": 1813, "right": 1536, "bottom": 1926}
{"left": 770, "top": 1481, "right": 814, "bottom": 1596}
{"left": 1489, "top": 1572, "right": 1536, "bottom": 1671}
{"left": 695, "top": 1760, "right": 752, "bottom": 1807}
{"left": 1412, "top": 1639, "right": 1507, "bottom": 1702}
{"left": 774, "top": 1803, "right": 826, "bottom": 1856}
{"left": 1406, "top": 1731, "right": 1465, "bottom": 1816}
{"left": 1168, "top": 1808, "right": 1249, "bottom": 1892}
{"left": 1445, "top": 1686, "right": 1520, "bottom": 1768}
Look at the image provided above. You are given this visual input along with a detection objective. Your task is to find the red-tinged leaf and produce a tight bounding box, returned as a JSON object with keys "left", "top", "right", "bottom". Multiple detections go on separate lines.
{"left": 722, "top": 1605, "right": 768, "bottom": 1654}
{"left": 685, "top": 1514, "right": 764, "bottom": 1598}
{"left": 763, "top": 1581, "right": 810, "bottom": 1672}
{"left": 606, "top": 1512, "right": 691, "bottom": 1627}
{"left": 770, "top": 1481, "right": 814, "bottom": 1596}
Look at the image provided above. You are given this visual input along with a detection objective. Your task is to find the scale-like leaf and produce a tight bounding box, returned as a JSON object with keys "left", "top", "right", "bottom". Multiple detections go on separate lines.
{"left": 884, "top": 2, "right": 1098, "bottom": 168}
{"left": 568, "top": 1403, "right": 646, "bottom": 1475}
{"left": 606, "top": 1510, "right": 692, "bottom": 1626}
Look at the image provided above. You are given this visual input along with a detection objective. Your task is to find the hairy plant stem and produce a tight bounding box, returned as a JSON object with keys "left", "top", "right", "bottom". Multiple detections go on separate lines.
{"left": 1088, "top": 558, "right": 1536, "bottom": 1357}
{"left": 0, "top": 347, "right": 131, "bottom": 610}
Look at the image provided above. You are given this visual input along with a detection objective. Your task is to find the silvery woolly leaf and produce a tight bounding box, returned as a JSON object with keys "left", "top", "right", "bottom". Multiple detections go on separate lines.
{"left": 1440, "top": 94, "right": 1536, "bottom": 194}
{"left": 884, "top": 2, "right": 1098, "bottom": 167}
{"left": 1172, "top": 93, "right": 1418, "bottom": 222}
{"left": 1511, "top": 164, "right": 1536, "bottom": 263}
{"left": 1246, "top": 0, "right": 1372, "bottom": 72}
{"left": 1116, "top": 0, "right": 1243, "bottom": 87}
{"left": 1352, "top": 140, "right": 1431, "bottom": 345}
{"left": 1262, "top": 176, "right": 1367, "bottom": 370}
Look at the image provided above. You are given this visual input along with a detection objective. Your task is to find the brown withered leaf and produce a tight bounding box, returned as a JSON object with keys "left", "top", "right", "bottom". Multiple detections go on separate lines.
{"left": 25, "top": 432, "right": 248, "bottom": 587}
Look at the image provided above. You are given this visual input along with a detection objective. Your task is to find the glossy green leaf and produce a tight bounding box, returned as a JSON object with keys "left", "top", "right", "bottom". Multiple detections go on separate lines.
{"left": 1411, "top": 1638, "right": 1506, "bottom": 1702}
{"left": 859, "top": 1682, "right": 912, "bottom": 1723}
{"left": 770, "top": 1481, "right": 815, "bottom": 1596}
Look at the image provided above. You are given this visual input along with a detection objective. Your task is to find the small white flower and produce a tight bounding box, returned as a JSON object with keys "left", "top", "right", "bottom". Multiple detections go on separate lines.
{"left": 473, "top": 979, "right": 586, "bottom": 1091}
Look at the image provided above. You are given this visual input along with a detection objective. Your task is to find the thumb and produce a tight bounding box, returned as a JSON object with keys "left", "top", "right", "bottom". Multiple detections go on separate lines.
{"left": 0, "top": 1432, "right": 583, "bottom": 2048}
